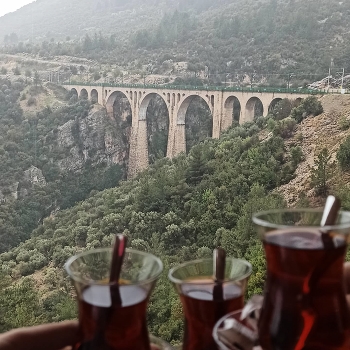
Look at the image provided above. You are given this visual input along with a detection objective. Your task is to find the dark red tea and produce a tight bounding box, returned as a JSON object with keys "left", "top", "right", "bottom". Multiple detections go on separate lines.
{"left": 74, "top": 284, "right": 151, "bottom": 350}
{"left": 259, "top": 229, "right": 350, "bottom": 350}
{"left": 180, "top": 281, "right": 244, "bottom": 350}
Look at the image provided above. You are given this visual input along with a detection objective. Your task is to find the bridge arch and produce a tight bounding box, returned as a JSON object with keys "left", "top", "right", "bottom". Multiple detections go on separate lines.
{"left": 223, "top": 96, "right": 241, "bottom": 131}
{"left": 69, "top": 88, "right": 78, "bottom": 102}
{"left": 139, "top": 93, "right": 168, "bottom": 120}
{"left": 177, "top": 95, "right": 213, "bottom": 153}
{"left": 70, "top": 88, "right": 78, "bottom": 96}
{"left": 245, "top": 97, "right": 264, "bottom": 122}
{"left": 91, "top": 89, "right": 98, "bottom": 104}
{"left": 177, "top": 95, "right": 212, "bottom": 125}
{"left": 268, "top": 98, "right": 282, "bottom": 114}
{"left": 295, "top": 97, "right": 303, "bottom": 105}
{"left": 139, "top": 92, "right": 169, "bottom": 164}
{"left": 80, "top": 88, "right": 88, "bottom": 100}
{"left": 106, "top": 91, "right": 132, "bottom": 118}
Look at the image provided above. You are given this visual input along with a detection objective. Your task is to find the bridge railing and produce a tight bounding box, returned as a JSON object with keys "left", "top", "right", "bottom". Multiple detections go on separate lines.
{"left": 61, "top": 81, "right": 329, "bottom": 95}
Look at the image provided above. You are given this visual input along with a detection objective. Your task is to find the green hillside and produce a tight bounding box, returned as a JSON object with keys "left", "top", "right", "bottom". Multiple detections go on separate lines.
{"left": 0, "top": 94, "right": 329, "bottom": 342}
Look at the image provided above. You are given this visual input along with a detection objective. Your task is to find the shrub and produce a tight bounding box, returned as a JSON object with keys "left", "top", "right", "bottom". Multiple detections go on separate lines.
{"left": 337, "top": 136, "right": 350, "bottom": 171}
{"left": 12, "top": 66, "right": 21, "bottom": 75}
{"left": 0, "top": 67, "right": 7, "bottom": 74}
{"left": 273, "top": 117, "right": 297, "bottom": 138}
{"left": 27, "top": 96, "right": 37, "bottom": 106}
{"left": 290, "top": 146, "right": 304, "bottom": 166}
{"left": 291, "top": 96, "right": 323, "bottom": 123}
{"left": 267, "top": 118, "right": 277, "bottom": 132}
{"left": 272, "top": 99, "right": 293, "bottom": 120}
{"left": 339, "top": 116, "right": 350, "bottom": 131}
{"left": 311, "top": 148, "right": 332, "bottom": 196}
{"left": 255, "top": 116, "right": 266, "bottom": 128}
{"left": 296, "top": 133, "right": 304, "bottom": 142}
{"left": 93, "top": 72, "right": 101, "bottom": 81}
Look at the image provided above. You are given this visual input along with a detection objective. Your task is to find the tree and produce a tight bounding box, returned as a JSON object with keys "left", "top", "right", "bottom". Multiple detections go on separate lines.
{"left": 272, "top": 99, "right": 293, "bottom": 120}
{"left": 291, "top": 96, "right": 323, "bottom": 123}
{"left": 70, "top": 65, "right": 78, "bottom": 75}
{"left": 311, "top": 148, "right": 332, "bottom": 196}
{"left": 186, "top": 146, "right": 207, "bottom": 185}
{"left": 33, "top": 71, "right": 41, "bottom": 87}
{"left": 337, "top": 136, "right": 350, "bottom": 171}
{"left": 12, "top": 66, "right": 21, "bottom": 75}
{"left": 290, "top": 146, "right": 304, "bottom": 167}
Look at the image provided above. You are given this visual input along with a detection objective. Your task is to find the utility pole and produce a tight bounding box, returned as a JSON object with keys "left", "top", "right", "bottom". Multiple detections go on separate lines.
{"left": 328, "top": 58, "right": 334, "bottom": 90}
{"left": 328, "top": 67, "right": 331, "bottom": 89}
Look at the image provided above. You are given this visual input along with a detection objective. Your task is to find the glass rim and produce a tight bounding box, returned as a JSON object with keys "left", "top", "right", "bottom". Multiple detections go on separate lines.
{"left": 168, "top": 257, "right": 252, "bottom": 285}
{"left": 64, "top": 247, "right": 163, "bottom": 286}
{"left": 212, "top": 309, "right": 243, "bottom": 350}
{"left": 252, "top": 208, "right": 350, "bottom": 231}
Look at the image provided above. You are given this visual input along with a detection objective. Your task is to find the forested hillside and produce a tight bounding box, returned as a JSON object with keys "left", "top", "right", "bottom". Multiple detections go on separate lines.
{"left": 3, "top": 94, "right": 350, "bottom": 344}
{"left": 1, "top": 0, "right": 350, "bottom": 86}
{"left": 0, "top": 119, "right": 288, "bottom": 341}
{"left": 0, "top": 77, "right": 127, "bottom": 253}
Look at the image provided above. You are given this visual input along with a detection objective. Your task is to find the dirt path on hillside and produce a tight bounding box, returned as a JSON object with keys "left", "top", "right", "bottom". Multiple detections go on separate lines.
{"left": 0, "top": 53, "right": 94, "bottom": 68}
{"left": 276, "top": 94, "right": 350, "bottom": 206}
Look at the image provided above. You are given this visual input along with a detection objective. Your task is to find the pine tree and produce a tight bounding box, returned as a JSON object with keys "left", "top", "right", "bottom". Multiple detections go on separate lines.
{"left": 186, "top": 146, "right": 207, "bottom": 185}
{"left": 311, "top": 148, "right": 332, "bottom": 196}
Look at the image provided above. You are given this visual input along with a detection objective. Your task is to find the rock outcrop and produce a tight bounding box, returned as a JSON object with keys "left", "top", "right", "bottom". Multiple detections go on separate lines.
{"left": 56, "top": 105, "right": 127, "bottom": 172}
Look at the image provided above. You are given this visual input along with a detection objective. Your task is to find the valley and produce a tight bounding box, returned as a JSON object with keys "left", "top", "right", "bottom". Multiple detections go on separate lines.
{"left": 0, "top": 0, "right": 350, "bottom": 347}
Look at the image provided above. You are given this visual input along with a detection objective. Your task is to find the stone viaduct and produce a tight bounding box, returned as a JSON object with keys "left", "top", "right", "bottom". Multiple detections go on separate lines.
{"left": 62, "top": 82, "right": 323, "bottom": 176}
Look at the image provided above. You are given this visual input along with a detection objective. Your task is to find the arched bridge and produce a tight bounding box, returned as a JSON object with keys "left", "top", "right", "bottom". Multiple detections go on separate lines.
{"left": 62, "top": 82, "right": 325, "bottom": 177}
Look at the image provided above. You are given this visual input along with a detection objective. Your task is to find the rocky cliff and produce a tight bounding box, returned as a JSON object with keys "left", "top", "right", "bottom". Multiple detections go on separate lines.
{"left": 1, "top": 103, "right": 128, "bottom": 204}
{"left": 55, "top": 105, "right": 127, "bottom": 172}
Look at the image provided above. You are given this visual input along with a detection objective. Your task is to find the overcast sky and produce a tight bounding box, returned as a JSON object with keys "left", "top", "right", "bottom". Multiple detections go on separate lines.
{"left": 0, "top": 0, "right": 35, "bottom": 18}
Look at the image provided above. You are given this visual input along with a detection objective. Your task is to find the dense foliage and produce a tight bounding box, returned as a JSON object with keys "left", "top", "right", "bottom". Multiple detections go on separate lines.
{"left": 337, "top": 136, "right": 350, "bottom": 171}
{"left": 0, "top": 118, "right": 299, "bottom": 343}
{"left": 0, "top": 79, "right": 125, "bottom": 252}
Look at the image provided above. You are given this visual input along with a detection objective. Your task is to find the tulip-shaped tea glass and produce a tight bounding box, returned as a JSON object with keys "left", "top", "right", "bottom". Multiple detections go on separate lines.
{"left": 65, "top": 248, "right": 163, "bottom": 350}
{"left": 168, "top": 257, "right": 252, "bottom": 350}
{"left": 253, "top": 209, "right": 350, "bottom": 350}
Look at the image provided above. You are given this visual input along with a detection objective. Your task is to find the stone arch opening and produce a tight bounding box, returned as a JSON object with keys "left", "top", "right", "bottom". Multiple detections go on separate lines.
{"left": 139, "top": 93, "right": 169, "bottom": 164}
{"left": 80, "top": 88, "right": 88, "bottom": 100}
{"left": 245, "top": 97, "right": 264, "bottom": 122}
{"left": 105, "top": 91, "right": 133, "bottom": 164}
{"left": 177, "top": 95, "right": 213, "bottom": 153}
{"left": 268, "top": 98, "right": 282, "bottom": 114}
{"left": 295, "top": 97, "right": 303, "bottom": 106}
{"left": 91, "top": 89, "right": 98, "bottom": 104}
{"left": 68, "top": 88, "right": 78, "bottom": 103}
{"left": 223, "top": 96, "right": 241, "bottom": 129}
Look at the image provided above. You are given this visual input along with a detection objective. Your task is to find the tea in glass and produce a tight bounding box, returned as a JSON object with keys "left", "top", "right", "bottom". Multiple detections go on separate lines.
{"left": 65, "top": 248, "right": 163, "bottom": 350}
{"left": 253, "top": 209, "right": 350, "bottom": 350}
{"left": 169, "top": 258, "right": 252, "bottom": 350}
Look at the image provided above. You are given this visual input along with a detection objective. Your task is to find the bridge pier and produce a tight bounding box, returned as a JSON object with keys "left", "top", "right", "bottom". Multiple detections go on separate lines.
{"left": 135, "top": 119, "right": 149, "bottom": 173}
{"left": 173, "top": 123, "right": 186, "bottom": 156}
{"left": 213, "top": 91, "right": 223, "bottom": 138}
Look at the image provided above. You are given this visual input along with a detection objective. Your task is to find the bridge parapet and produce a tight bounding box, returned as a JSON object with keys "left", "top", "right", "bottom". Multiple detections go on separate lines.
{"left": 63, "top": 81, "right": 327, "bottom": 95}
